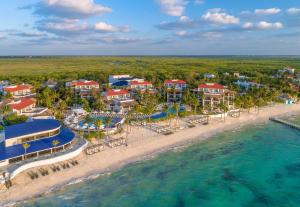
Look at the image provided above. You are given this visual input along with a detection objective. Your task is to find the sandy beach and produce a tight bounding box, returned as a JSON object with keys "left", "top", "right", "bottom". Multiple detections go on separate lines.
{"left": 1, "top": 103, "right": 300, "bottom": 206}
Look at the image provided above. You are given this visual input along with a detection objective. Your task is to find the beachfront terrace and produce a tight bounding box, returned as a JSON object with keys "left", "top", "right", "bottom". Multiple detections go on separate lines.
{"left": 0, "top": 119, "right": 76, "bottom": 167}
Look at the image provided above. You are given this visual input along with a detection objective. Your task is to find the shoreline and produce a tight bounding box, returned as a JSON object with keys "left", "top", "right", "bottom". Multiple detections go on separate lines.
{"left": 1, "top": 104, "right": 300, "bottom": 206}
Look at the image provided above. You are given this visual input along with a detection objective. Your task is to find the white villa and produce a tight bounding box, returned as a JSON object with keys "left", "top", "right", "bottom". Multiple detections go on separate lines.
{"left": 193, "top": 83, "right": 235, "bottom": 111}
{"left": 66, "top": 80, "right": 99, "bottom": 99}
{"left": 3, "top": 84, "right": 34, "bottom": 98}
{"left": 164, "top": 79, "right": 187, "bottom": 103}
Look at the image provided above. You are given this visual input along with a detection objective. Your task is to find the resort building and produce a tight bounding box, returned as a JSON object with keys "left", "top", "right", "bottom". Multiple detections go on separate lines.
{"left": 278, "top": 67, "right": 295, "bottom": 74}
{"left": 193, "top": 83, "right": 235, "bottom": 111}
{"left": 3, "top": 84, "right": 34, "bottom": 98}
{"left": 234, "top": 80, "right": 263, "bottom": 90}
{"left": 0, "top": 119, "right": 75, "bottom": 167}
{"left": 66, "top": 80, "right": 99, "bottom": 99}
{"left": 204, "top": 73, "right": 216, "bottom": 79}
{"left": 7, "top": 98, "right": 48, "bottom": 116}
{"left": 164, "top": 79, "right": 187, "bottom": 103}
{"left": 109, "top": 75, "right": 144, "bottom": 88}
{"left": 102, "top": 89, "right": 135, "bottom": 113}
{"left": 0, "top": 80, "right": 9, "bottom": 93}
{"left": 43, "top": 79, "right": 58, "bottom": 89}
{"left": 129, "top": 80, "right": 153, "bottom": 91}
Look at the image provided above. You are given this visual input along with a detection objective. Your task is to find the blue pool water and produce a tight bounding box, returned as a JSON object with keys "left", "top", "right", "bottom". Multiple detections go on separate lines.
{"left": 150, "top": 106, "right": 185, "bottom": 120}
{"left": 21, "top": 116, "right": 300, "bottom": 207}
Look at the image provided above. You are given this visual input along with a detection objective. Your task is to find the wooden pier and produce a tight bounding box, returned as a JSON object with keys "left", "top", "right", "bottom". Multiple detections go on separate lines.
{"left": 269, "top": 117, "right": 300, "bottom": 131}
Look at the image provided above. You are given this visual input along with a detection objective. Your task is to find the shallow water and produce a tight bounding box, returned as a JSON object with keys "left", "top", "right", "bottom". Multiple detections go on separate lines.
{"left": 22, "top": 118, "right": 300, "bottom": 207}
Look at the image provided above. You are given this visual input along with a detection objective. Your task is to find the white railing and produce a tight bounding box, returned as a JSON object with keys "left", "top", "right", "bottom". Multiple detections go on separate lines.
{"left": 9, "top": 140, "right": 88, "bottom": 180}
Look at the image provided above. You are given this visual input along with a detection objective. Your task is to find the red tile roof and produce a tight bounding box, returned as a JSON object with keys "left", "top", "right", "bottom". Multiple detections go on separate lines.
{"left": 4, "top": 85, "right": 32, "bottom": 93}
{"left": 198, "top": 83, "right": 225, "bottom": 89}
{"left": 72, "top": 81, "right": 99, "bottom": 86}
{"left": 8, "top": 98, "right": 35, "bottom": 110}
{"left": 130, "top": 81, "right": 152, "bottom": 85}
{"left": 106, "top": 89, "right": 129, "bottom": 96}
{"left": 164, "top": 79, "right": 186, "bottom": 84}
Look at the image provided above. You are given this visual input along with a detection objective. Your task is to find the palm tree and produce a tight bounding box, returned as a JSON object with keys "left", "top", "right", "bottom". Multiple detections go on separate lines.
{"left": 22, "top": 143, "right": 30, "bottom": 160}
{"left": 0, "top": 105, "right": 11, "bottom": 124}
{"left": 105, "top": 117, "right": 112, "bottom": 139}
{"left": 84, "top": 114, "right": 93, "bottom": 133}
{"left": 219, "top": 101, "right": 229, "bottom": 122}
{"left": 162, "top": 105, "right": 171, "bottom": 127}
{"left": 94, "top": 119, "right": 103, "bottom": 143}
{"left": 52, "top": 140, "right": 60, "bottom": 153}
{"left": 173, "top": 103, "right": 180, "bottom": 129}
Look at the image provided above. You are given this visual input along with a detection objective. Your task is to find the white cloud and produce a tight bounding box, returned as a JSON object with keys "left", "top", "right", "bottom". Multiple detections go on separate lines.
{"left": 242, "top": 22, "right": 254, "bottom": 29}
{"left": 175, "top": 30, "right": 187, "bottom": 36}
{"left": 94, "top": 22, "right": 118, "bottom": 32}
{"left": 194, "top": 0, "right": 205, "bottom": 5}
{"left": 255, "top": 8, "right": 281, "bottom": 15}
{"left": 43, "top": 19, "right": 89, "bottom": 32}
{"left": 202, "top": 32, "right": 222, "bottom": 39}
{"left": 202, "top": 9, "right": 240, "bottom": 24}
{"left": 287, "top": 8, "right": 300, "bottom": 15}
{"left": 94, "top": 22, "right": 130, "bottom": 33}
{"left": 38, "top": 0, "right": 112, "bottom": 18}
{"left": 157, "top": 0, "right": 188, "bottom": 16}
{"left": 179, "top": 16, "right": 190, "bottom": 22}
{"left": 257, "top": 21, "right": 283, "bottom": 29}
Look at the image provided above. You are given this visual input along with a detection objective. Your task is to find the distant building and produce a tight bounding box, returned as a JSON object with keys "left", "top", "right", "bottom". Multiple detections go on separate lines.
{"left": 234, "top": 80, "right": 262, "bottom": 90}
{"left": 0, "top": 80, "right": 9, "bottom": 92}
{"left": 193, "top": 83, "right": 235, "bottom": 111}
{"left": 3, "top": 84, "right": 35, "bottom": 98}
{"left": 278, "top": 67, "right": 295, "bottom": 74}
{"left": 233, "top": 73, "right": 247, "bottom": 79}
{"left": 66, "top": 80, "right": 99, "bottom": 99}
{"left": 204, "top": 73, "right": 216, "bottom": 79}
{"left": 0, "top": 119, "right": 75, "bottom": 167}
{"left": 164, "top": 79, "right": 187, "bottom": 103}
{"left": 43, "top": 80, "right": 58, "bottom": 89}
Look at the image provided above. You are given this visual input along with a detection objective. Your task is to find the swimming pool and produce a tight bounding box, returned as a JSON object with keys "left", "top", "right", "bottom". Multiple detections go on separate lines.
{"left": 150, "top": 106, "right": 185, "bottom": 120}
{"left": 78, "top": 117, "right": 124, "bottom": 130}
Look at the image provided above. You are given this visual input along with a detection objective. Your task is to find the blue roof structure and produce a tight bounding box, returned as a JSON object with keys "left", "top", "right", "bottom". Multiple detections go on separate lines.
{"left": 5, "top": 119, "right": 61, "bottom": 140}
{"left": 111, "top": 80, "right": 129, "bottom": 87}
{"left": 0, "top": 128, "right": 75, "bottom": 161}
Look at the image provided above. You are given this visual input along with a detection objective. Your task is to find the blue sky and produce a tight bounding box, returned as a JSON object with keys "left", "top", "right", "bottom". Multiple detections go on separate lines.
{"left": 0, "top": 0, "right": 299, "bottom": 55}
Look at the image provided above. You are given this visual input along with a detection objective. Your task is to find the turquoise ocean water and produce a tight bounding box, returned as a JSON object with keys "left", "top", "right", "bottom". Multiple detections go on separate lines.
{"left": 22, "top": 117, "right": 300, "bottom": 207}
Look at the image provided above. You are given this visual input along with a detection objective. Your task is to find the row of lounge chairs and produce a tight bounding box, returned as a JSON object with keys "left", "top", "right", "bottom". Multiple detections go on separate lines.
{"left": 105, "top": 138, "right": 127, "bottom": 148}
{"left": 130, "top": 121, "right": 147, "bottom": 126}
{"left": 144, "top": 123, "right": 173, "bottom": 135}
{"left": 27, "top": 160, "right": 79, "bottom": 180}
{"left": 85, "top": 144, "right": 104, "bottom": 155}
{"left": 188, "top": 117, "right": 209, "bottom": 125}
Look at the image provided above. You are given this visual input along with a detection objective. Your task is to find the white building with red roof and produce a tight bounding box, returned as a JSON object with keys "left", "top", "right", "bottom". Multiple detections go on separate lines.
{"left": 6, "top": 98, "right": 48, "bottom": 116}
{"left": 7, "top": 98, "right": 36, "bottom": 115}
{"left": 66, "top": 80, "right": 99, "bottom": 99}
{"left": 103, "top": 89, "right": 131, "bottom": 101}
{"left": 129, "top": 80, "right": 153, "bottom": 91}
{"left": 193, "top": 83, "right": 235, "bottom": 111}
{"left": 3, "top": 84, "right": 34, "bottom": 98}
{"left": 102, "top": 89, "right": 135, "bottom": 113}
{"left": 164, "top": 79, "right": 187, "bottom": 103}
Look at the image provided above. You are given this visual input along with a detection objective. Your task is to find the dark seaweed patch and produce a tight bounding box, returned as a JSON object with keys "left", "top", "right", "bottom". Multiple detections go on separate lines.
{"left": 175, "top": 195, "right": 185, "bottom": 207}
{"left": 222, "top": 168, "right": 237, "bottom": 181}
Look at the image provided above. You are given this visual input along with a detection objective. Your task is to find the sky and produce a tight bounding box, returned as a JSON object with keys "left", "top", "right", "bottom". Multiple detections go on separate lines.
{"left": 0, "top": 0, "right": 299, "bottom": 56}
